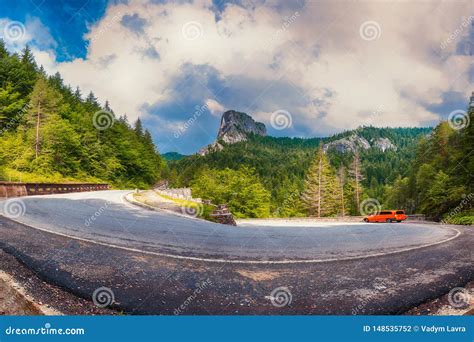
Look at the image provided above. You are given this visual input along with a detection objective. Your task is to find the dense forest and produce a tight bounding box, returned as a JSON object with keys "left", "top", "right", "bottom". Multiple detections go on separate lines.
{"left": 0, "top": 41, "right": 165, "bottom": 188}
{"left": 385, "top": 98, "right": 474, "bottom": 224}
{"left": 2, "top": 40, "right": 471, "bottom": 224}
{"left": 170, "top": 99, "right": 474, "bottom": 223}
{"left": 168, "top": 126, "right": 434, "bottom": 217}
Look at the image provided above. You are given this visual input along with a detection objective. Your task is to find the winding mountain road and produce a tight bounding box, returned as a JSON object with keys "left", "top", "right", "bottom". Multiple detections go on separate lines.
{"left": 0, "top": 190, "right": 472, "bottom": 314}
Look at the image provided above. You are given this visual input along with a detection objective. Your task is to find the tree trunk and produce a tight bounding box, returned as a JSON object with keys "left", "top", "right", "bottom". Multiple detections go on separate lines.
{"left": 35, "top": 102, "right": 41, "bottom": 159}
{"left": 340, "top": 183, "right": 345, "bottom": 217}
{"left": 317, "top": 156, "right": 322, "bottom": 218}
{"left": 355, "top": 164, "right": 360, "bottom": 215}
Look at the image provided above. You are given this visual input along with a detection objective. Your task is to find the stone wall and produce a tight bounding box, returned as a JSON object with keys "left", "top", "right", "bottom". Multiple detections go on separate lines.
{"left": 157, "top": 188, "right": 202, "bottom": 202}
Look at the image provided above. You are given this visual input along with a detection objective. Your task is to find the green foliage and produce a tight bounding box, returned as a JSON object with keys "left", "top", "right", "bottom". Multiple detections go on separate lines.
{"left": 0, "top": 41, "right": 164, "bottom": 188}
{"left": 170, "top": 127, "right": 430, "bottom": 217}
{"left": 190, "top": 167, "right": 271, "bottom": 218}
{"left": 301, "top": 144, "right": 342, "bottom": 217}
{"left": 162, "top": 152, "right": 186, "bottom": 161}
{"left": 442, "top": 210, "right": 474, "bottom": 225}
{"left": 384, "top": 99, "right": 474, "bottom": 221}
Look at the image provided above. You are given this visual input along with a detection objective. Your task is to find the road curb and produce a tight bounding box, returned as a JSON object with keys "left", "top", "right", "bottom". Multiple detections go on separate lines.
{"left": 0, "top": 270, "right": 62, "bottom": 315}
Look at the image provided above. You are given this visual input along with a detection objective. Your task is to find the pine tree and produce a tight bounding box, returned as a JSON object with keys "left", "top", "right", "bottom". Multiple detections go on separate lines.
{"left": 336, "top": 164, "right": 347, "bottom": 217}
{"left": 0, "top": 83, "right": 26, "bottom": 129}
{"left": 104, "top": 100, "right": 114, "bottom": 114}
{"left": 0, "top": 39, "right": 7, "bottom": 59}
{"left": 301, "top": 144, "right": 340, "bottom": 217}
{"left": 73, "top": 87, "right": 82, "bottom": 101}
{"left": 86, "top": 91, "right": 99, "bottom": 106}
{"left": 134, "top": 118, "right": 144, "bottom": 137}
{"left": 25, "top": 77, "right": 61, "bottom": 158}
{"left": 349, "top": 150, "right": 364, "bottom": 214}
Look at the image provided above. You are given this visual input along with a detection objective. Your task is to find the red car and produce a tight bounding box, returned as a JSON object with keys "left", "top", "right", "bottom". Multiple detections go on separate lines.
{"left": 363, "top": 210, "right": 407, "bottom": 223}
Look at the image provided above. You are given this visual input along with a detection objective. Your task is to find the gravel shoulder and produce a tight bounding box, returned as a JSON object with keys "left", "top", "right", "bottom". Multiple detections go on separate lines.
{"left": 0, "top": 249, "right": 115, "bottom": 316}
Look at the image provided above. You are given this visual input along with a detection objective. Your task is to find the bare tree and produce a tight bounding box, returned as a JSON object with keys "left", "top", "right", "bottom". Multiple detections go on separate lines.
{"left": 336, "top": 164, "right": 346, "bottom": 217}
{"left": 349, "top": 150, "right": 364, "bottom": 214}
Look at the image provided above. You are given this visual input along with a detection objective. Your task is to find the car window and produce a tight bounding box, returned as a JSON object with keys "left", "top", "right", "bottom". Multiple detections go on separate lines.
{"left": 380, "top": 211, "right": 392, "bottom": 215}
{"left": 396, "top": 211, "right": 404, "bottom": 214}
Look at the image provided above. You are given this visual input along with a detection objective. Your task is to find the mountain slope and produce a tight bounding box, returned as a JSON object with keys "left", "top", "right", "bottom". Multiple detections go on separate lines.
{"left": 168, "top": 112, "right": 431, "bottom": 215}
{"left": 0, "top": 43, "right": 165, "bottom": 188}
{"left": 162, "top": 152, "right": 186, "bottom": 161}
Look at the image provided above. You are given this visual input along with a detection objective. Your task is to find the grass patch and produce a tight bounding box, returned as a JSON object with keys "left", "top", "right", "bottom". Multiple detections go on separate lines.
{"left": 154, "top": 192, "right": 215, "bottom": 220}
{"left": 442, "top": 210, "right": 474, "bottom": 225}
{"left": 1, "top": 168, "right": 107, "bottom": 184}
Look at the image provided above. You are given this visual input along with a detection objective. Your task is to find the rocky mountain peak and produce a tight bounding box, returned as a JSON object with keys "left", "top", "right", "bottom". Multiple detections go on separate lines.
{"left": 217, "top": 110, "right": 267, "bottom": 143}
{"left": 198, "top": 110, "right": 266, "bottom": 155}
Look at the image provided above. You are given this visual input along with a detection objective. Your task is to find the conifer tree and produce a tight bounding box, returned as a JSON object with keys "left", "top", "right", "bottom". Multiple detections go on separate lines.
{"left": 26, "top": 77, "right": 61, "bottom": 158}
{"left": 336, "top": 164, "right": 347, "bottom": 217}
{"left": 301, "top": 144, "right": 340, "bottom": 217}
{"left": 349, "top": 150, "right": 364, "bottom": 214}
{"left": 134, "top": 118, "right": 144, "bottom": 137}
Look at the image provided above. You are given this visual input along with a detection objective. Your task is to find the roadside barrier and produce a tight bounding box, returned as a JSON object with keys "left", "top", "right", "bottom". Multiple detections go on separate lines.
{"left": 0, "top": 182, "right": 110, "bottom": 198}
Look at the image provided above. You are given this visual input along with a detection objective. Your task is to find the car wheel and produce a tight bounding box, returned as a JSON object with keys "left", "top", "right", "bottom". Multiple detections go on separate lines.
{"left": 363, "top": 218, "right": 369, "bottom": 222}
{"left": 386, "top": 219, "right": 392, "bottom": 223}
{"left": 397, "top": 220, "right": 401, "bottom": 223}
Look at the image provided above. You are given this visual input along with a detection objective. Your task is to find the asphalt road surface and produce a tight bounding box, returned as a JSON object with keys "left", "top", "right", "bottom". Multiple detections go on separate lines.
{"left": 0, "top": 190, "right": 460, "bottom": 262}
{"left": 0, "top": 190, "right": 472, "bottom": 314}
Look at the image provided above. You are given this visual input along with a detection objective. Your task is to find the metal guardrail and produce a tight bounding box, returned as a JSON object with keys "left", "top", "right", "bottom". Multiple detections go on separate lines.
{"left": 0, "top": 182, "right": 110, "bottom": 198}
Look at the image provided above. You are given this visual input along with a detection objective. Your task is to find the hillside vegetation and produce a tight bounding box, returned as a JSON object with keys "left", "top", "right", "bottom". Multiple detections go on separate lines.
{"left": 168, "top": 126, "right": 433, "bottom": 217}
{"left": 0, "top": 42, "right": 165, "bottom": 188}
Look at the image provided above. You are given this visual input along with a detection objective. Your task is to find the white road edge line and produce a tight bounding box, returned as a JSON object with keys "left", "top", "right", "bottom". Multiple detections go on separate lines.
{"left": 0, "top": 192, "right": 462, "bottom": 265}
{"left": 1, "top": 216, "right": 462, "bottom": 265}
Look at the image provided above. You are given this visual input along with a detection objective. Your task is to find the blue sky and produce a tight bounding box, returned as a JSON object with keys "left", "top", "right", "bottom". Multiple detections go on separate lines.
{"left": 0, "top": 0, "right": 472, "bottom": 154}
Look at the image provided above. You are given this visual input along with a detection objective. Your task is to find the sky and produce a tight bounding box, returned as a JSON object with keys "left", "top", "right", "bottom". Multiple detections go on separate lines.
{"left": 0, "top": 0, "right": 473, "bottom": 154}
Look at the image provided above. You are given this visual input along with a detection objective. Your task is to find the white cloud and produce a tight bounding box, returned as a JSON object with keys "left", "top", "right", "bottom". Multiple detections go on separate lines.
{"left": 16, "top": 0, "right": 474, "bottom": 146}
{"left": 205, "top": 98, "right": 225, "bottom": 116}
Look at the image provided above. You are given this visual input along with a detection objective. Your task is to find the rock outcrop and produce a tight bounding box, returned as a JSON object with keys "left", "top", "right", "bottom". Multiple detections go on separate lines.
{"left": 372, "top": 137, "right": 397, "bottom": 152}
{"left": 323, "top": 134, "right": 397, "bottom": 153}
{"left": 199, "top": 110, "right": 266, "bottom": 155}
{"left": 323, "top": 134, "right": 371, "bottom": 153}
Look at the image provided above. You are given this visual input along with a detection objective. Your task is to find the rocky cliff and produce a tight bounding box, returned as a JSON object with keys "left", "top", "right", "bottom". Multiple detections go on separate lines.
{"left": 323, "top": 134, "right": 371, "bottom": 153}
{"left": 323, "top": 134, "right": 397, "bottom": 153}
{"left": 372, "top": 137, "right": 398, "bottom": 152}
{"left": 199, "top": 110, "right": 267, "bottom": 155}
